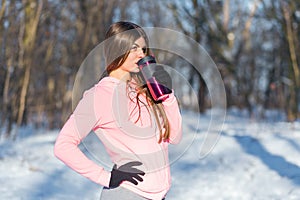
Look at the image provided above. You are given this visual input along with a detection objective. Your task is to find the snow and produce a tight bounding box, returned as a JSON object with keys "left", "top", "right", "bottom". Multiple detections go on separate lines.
{"left": 1, "top": 110, "right": 300, "bottom": 200}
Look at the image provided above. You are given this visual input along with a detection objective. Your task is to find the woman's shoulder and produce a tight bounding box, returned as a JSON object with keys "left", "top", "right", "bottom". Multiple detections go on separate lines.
{"left": 95, "top": 76, "right": 120, "bottom": 89}
{"left": 92, "top": 76, "right": 123, "bottom": 96}
{"left": 97, "top": 76, "right": 120, "bottom": 85}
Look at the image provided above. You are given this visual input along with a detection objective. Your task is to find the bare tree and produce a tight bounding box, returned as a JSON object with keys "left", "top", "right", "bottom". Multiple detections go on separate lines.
{"left": 281, "top": 1, "right": 300, "bottom": 121}
{"left": 17, "top": 0, "right": 43, "bottom": 129}
{"left": 1, "top": 0, "right": 24, "bottom": 138}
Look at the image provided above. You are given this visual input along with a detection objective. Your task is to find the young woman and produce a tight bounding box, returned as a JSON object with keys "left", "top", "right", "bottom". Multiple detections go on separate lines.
{"left": 54, "top": 21, "right": 182, "bottom": 200}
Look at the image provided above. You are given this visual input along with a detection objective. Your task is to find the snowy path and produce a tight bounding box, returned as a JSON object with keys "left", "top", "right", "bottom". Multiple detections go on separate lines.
{"left": 1, "top": 111, "right": 300, "bottom": 200}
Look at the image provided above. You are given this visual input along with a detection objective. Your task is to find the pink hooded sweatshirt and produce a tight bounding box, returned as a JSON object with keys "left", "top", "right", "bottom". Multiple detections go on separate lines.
{"left": 54, "top": 76, "right": 182, "bottom": 200}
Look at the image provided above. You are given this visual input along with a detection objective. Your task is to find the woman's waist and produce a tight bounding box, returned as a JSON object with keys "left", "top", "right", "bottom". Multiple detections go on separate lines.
{"left": 120, "top": 172, "right": 170, "bottom": 200}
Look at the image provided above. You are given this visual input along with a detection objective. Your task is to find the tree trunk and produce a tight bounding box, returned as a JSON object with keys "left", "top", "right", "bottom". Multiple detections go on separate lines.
{"left": 198, "top": 76, "right": 207, "bottom": 113}
{"left": 0, "top": 0, "right": 6, "bottom": 22}
{"left": 1, "top": 0, "right": 17, "bottom": 138}
{"left": 17, "top": 0, "right": 43, "bottom": 128}
{"left": 223, "top": 0, "right": 230, "bottom": 32}
{"left": 282, "top": 1, "right": 299, "bottom": 121}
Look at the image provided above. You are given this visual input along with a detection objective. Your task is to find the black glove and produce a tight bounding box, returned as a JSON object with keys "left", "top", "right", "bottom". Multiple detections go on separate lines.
{"left": 153, "top": 65, "right": 172, "bottom": 94}
{"left": 109, "top": 161, "right": 145, "bottom": 188}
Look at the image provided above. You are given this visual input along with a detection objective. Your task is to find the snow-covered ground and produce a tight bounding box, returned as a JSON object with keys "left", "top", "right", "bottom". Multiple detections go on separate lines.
{"left": 1, "top": 110, "right": 300, "bottom": 200}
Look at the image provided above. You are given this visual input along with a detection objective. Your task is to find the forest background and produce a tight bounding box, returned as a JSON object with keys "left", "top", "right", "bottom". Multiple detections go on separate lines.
{"left": 0, "top": 0, "right": 299, "bottom": 139}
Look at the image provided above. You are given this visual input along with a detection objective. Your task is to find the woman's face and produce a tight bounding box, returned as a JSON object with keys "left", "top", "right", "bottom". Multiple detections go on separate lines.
{"left": 120, "top": 37, "right": 147, "bottom": 74}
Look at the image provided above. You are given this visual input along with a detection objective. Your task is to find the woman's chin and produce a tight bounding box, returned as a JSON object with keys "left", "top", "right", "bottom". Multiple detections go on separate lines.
{"left": 130, "top": 67, "right": 140, "bottom": 73}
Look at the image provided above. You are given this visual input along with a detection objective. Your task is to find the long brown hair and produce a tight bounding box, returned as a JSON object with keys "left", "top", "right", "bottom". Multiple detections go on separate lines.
{"left": 103, "top": 21, "right": 170, "bottom": 143}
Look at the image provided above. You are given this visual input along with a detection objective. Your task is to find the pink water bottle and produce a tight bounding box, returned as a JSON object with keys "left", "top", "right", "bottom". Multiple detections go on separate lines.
{"left": 137, "top": 56, "right": 172, "bottom": 102}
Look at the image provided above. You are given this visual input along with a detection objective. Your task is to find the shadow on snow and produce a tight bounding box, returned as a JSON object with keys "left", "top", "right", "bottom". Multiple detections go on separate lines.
{"left": 233, "top": 134, "right": 300, "bottom": 186}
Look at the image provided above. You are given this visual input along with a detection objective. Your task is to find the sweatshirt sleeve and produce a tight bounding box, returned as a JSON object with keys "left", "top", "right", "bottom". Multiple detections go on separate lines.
{"left": 162, "top": 92, "right": 182, "bottom": 144}
{"left": 54, "top": 87, "right": 111, "bottom": 187}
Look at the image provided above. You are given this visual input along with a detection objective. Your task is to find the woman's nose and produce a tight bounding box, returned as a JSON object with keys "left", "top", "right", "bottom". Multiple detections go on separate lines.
{"left": 137, "top": 50, "right": 146, "bottom": 58}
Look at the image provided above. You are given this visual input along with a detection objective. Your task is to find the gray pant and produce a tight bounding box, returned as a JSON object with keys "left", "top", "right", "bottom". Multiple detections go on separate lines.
{"left": 100, "top": 187, "right": 165, "bottom": 200}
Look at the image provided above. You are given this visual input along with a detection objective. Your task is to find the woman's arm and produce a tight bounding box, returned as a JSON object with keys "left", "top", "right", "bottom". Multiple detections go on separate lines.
{"left": 162, "top": 93, "right": 182, "bottom": 144}
{"left": 54, "top": 87, "right": 111, "bottom": 187}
